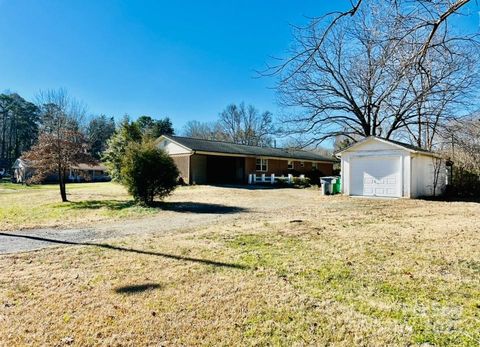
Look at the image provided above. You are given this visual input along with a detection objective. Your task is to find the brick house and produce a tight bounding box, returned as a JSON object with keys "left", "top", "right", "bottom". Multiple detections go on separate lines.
{"left": 157, "top": 135, "right": 335, "bottom": 185}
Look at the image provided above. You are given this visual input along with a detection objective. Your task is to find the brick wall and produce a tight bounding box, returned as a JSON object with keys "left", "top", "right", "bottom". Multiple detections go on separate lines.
{"left": 246, "top": 158, "right": 334, "bottom": 179}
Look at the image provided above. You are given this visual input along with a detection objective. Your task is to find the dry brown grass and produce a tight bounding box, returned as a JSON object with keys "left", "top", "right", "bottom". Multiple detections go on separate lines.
{"left": 0, "top": 187, "right": 479, "bottom": 346}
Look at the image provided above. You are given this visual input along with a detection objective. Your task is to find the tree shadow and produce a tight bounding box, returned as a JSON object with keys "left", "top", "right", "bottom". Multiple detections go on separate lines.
{"left": 62, "top": 200, "right": 248, "bottom": 214}
{"left": 66, "top": 200, "right": 137, "bottom": 210}
{"left": 158, "top": 201, "right": 247, "bottom": 214}
{"left": 0, "top": 232, "right": 247, "bottom": 270}
{"left": 114, "top": 283, "right": 161, "bottom": 295}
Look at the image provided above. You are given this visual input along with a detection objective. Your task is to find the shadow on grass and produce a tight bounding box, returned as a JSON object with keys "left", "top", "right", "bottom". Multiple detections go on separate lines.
{"left": 63, "top": 200, "right": 248, "bottom": 214}
{"left": 65, "top": 200, "right": 137, "bottom": 210}
{"left": 0, "top": 232, "right": 246, "bottom": 270}
{"left": 114, "top": 283, "right": 161, "bottom": 295}
{"left": 158, "top": 201, "right": 247, "bottom": 214}
{"left": 418, "top": 196, "right": 480, "bottom": 203}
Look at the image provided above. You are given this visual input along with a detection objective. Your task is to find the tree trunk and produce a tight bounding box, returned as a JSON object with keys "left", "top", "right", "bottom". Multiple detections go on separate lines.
{"left": 59, "top": 167, "right": 68, "bottom": 202}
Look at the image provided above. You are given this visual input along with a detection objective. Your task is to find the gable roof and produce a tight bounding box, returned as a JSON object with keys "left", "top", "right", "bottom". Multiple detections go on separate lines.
{"left": 335, "top": 136, "right": 436, "bottom": 156}
{"left": 161, "top": 135, "right": 336, "bottom": 162}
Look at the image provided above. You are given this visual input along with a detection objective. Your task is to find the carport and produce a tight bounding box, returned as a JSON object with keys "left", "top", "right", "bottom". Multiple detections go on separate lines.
{"left": 205, "top": 155, "right": 245, "bottom": 184}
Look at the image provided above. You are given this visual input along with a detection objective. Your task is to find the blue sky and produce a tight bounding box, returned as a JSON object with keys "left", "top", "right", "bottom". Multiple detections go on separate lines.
{"left": 1, "top": 1, "right": 479, "bottom": 134}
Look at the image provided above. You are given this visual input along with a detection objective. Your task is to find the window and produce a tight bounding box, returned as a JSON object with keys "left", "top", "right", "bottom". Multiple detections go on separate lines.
{"left": 312, "top": 162, "right": 317, "bottom": 170}
{"left": 300, "top": 161, "right": 305, "bottom": 168}
{"left": 256, "top": 158, "right": 268, "bottom": 171}
{"left": 288, "top": 161, "right": 294, "bottom": 170}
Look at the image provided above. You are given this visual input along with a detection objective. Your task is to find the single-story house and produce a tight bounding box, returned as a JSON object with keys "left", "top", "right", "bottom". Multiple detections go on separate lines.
{"left": 12, "top": 158, "right": 110, "bottom": 183}
{"left": 336, "top": 136, "right": 447, "bottom": 198}
{"left": 157, "top": 135, "right": 336, "bottom": 185}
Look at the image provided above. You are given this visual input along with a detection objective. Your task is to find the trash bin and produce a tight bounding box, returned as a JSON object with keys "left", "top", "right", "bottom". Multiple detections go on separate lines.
{"left": 320, "top": 176, "right": 335, "bottom": 195}
{"left": 332, "top": 177, "right": 341, "bottom": 194}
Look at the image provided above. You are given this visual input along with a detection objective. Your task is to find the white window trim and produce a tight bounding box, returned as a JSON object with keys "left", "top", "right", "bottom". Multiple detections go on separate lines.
{"left": 288, "top": 160, "right": 294, "bottom": 169}
{"left": 256, "top": 158, "right": 268, "bottom": 172}
{"left": 312, "top": 162, "right": 318, "bottom": 169}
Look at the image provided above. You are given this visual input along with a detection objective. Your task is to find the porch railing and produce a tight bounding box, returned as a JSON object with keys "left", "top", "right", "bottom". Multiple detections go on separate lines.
{"left": 248, "top": 173, "right": 306, "bottom": 185}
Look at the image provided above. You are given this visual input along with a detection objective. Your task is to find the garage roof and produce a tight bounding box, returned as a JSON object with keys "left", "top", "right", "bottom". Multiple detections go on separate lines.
{"left": 161, "top": 135, "right": 336, "bottom": 162}
{"left": 335, "top": 136, "right": 437, "bottom": 156}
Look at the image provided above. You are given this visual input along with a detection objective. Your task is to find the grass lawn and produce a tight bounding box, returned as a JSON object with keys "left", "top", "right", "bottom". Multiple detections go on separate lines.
{"left": 0, "top": 182, "right": 158, "bottom": 230}
{"left": 0, "top": 187, "right": 479, "bottom": 345}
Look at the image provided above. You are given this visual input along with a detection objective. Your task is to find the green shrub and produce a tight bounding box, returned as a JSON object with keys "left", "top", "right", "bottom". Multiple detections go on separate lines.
{"left": 273, "top": 176, "right": 311, "bottom": 188}
{"left": 120, "top": 141, "right": 179, "bottom": 205}
{"left": 292, "top": 177, "right": 311, "bottom": 188}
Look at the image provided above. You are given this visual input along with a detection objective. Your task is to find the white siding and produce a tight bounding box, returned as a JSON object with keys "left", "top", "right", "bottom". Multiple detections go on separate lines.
{"left": 410, "top": 154, "right": 446, "bottom": 197}
{"left": 158, "top": 138, "right": 191, "bottom": 155}
{"left": 346, "top": 139, "right": 402, "bottom": 152}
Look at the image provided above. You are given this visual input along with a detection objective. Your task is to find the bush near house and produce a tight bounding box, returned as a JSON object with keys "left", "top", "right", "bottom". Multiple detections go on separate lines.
{"left": 120, "top": 141, "right": 179, "bottom": 205}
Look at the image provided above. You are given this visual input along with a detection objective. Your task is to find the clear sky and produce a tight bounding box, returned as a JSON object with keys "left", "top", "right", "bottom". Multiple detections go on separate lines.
{"left": 1, "top": 1, "right": 479, "bottom": 134}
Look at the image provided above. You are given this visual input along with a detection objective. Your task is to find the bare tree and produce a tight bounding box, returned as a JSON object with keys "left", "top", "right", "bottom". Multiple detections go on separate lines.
{"left": 268, "top": 0, "right": 479, "bottom": 147}
{"left": 23, "top": 89, "right": 94, "bottom": 202}
{"left": 183, "top": 120, "right": 219, "bottom": 140}
{"left": 431, "top": 156, "right": 444, "bottom": 196}
{"left": 441, "top": 116, "right": 480, "bottom": 174}
{"left": 183, "top": 103, "right": 275, "bottom": 146}
{"left": 218, "top": 103, "right": 274, "bottom": 146}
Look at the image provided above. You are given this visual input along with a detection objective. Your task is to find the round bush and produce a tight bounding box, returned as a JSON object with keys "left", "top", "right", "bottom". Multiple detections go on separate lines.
{"left": 120, "top": 141, "right": 179, "bottom": 205}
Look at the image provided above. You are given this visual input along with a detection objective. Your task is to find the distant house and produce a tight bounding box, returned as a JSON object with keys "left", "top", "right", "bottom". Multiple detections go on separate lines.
{"left": 12, "top": 158, "right": 110, "bottom": 184}
{"left": 157, "top": 135, "right": 335, "bottom": 185}
{"left": 336, "top": 136, "right": 447, "bottom": 198}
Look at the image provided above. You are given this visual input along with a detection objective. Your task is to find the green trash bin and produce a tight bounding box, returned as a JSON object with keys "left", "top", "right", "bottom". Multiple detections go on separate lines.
{"left": 332, "top": 177, "right": 341, "bottom": 194}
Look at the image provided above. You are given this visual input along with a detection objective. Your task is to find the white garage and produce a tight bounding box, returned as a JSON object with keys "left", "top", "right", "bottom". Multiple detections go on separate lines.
{"left": 337, "top": 137, "right": 446, "bottom": 198}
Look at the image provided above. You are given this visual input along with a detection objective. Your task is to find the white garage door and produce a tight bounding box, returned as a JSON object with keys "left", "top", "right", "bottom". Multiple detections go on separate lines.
{"left": 350, "top": 156, "right": 401, "bottom": 197}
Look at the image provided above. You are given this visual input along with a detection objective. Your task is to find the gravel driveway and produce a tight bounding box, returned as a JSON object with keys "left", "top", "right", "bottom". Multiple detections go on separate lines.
{"left": 0, "top": 209, "right": 242, "bottom": 254}
{"left": 0, "top": 185, "right": 329, "bottom": 255}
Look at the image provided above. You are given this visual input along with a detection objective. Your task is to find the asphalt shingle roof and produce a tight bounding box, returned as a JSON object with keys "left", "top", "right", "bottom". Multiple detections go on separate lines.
{"left": 385, "top": 138, "right": 433, "bottom": 154}
{"left": 164, "top": 135, "right": 336, "bottom": 162}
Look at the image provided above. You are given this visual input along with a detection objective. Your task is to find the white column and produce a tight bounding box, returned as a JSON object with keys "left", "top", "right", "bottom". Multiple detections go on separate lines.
{"left": 288, "top": 174, "right": 293, "bottom": 183}
{"left": 253, "top": 174, "right": 257, "bottom": 184}
{"left": 261, "top": 174, "right": 266, "bottom": 182}
{"left": 271, "top": 174, "right": 275, "bottom": 184}
{"left": 248, "top": 174, "right": 252, "bottom": 184}
{"left": 340, "top": 157, "right": 344, "bottom": 194}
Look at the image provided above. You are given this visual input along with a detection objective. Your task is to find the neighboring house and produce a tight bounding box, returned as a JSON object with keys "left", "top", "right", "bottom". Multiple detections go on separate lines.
{"left": 336, "top": 136, "right": 447, "bottom": 198}
{"left": 157, "top": 135, "right": 335, "bottom": 185}
{"left": 12, "top": 158, "right": 110, "bottom": 183}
